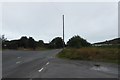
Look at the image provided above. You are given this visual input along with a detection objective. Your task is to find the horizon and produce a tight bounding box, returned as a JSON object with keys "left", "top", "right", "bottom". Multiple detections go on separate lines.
{"left": 1, "top": 35, "right": 119, "bottom": 44}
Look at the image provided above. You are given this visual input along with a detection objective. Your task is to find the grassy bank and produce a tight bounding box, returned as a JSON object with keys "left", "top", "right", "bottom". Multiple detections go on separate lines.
{"left": 57, "top": 47, "right": 119, "bottom": 64}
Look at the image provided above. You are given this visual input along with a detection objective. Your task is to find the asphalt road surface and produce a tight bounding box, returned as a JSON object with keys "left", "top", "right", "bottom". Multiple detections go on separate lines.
{"left": 2, "top": 49, "right": 119, "bottom": 79}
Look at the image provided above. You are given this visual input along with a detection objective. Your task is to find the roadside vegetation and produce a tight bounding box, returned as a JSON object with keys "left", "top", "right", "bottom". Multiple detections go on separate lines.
{"left": 57, "top": 35, "right": 119, "bottom": 64}
{"left": 1, "top": 35, "right": 64, "bottom": 50}
{"left": 57, "top": 47, "right": 119, "bottom": 64}
{"left": 1, "top": 34, "right": 119, "bottom": 64}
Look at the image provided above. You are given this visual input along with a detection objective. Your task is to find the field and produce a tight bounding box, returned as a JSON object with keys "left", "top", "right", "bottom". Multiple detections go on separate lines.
{"left": 57, "top": 47, "right": 119, "bottom": 64}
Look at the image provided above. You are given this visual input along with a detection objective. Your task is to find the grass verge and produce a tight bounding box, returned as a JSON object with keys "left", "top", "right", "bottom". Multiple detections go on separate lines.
{"left": 57, "top": 47, "right": 119, "bottom": 64}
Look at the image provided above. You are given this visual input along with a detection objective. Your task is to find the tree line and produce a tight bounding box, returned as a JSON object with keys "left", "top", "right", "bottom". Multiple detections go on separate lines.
{"left": 1, "top": 35, "right": 91, "bottom": 50}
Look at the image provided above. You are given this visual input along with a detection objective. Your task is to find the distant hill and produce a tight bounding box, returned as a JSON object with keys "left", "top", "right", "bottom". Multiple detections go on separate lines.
{"left": 94, "top": 38, "right": 120, "bottom": 45}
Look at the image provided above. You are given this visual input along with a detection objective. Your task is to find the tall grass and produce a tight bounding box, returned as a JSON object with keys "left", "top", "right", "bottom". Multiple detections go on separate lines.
{"left": 57, "top": 47, "right": 119, "bottom": 63}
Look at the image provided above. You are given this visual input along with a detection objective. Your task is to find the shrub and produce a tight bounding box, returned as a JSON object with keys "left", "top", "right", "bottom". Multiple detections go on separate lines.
{"left": 67, "top": 35, "right": 91, "bottom": 48}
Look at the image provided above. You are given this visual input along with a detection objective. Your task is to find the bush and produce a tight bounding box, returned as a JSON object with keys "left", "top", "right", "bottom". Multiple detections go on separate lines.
{"left": 67, "top": 35, "right": 91, "bottom": 48}
{"left": 49, "top": 37, "right": 64, "bottom": 49}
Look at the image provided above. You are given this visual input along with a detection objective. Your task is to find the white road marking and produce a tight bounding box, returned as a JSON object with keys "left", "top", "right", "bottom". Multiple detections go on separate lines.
{"left": 38, "top": 62, "right": 49, "bottom": 73}
{"left": 50, "top": 56, "right": 55, "bottom": 58}
{"left": 50, "top": 56, "right": 52, "bottom": 58}
{"left": 17, "top": 57, "right": 21, "bottom": 59}
{"left": 16, "top": 61, "right": 21, "bottom": 64}
{"left": 38, "top": 68, "right": 44, "bottom": 72}
{"left": 46, "top": 62, "right": 49, "bottom": 65}
{"left": 91, "top": 66, "right": 109, "bottom": 71}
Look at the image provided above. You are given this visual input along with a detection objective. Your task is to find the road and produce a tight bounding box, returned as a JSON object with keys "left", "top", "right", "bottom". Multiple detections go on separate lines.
{"left": 2, "top": 49, "right": 119, "bottom": 79}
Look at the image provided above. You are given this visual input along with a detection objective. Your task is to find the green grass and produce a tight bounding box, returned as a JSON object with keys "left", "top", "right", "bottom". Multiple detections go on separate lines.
{"left": 57, "top": 47, "right": 119, "bottom": 64}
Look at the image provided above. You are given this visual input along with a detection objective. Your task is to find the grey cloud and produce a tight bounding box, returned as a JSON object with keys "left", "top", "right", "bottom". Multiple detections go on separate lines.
{"left": 2, "top": 2, "right": 118, "bottom": 43}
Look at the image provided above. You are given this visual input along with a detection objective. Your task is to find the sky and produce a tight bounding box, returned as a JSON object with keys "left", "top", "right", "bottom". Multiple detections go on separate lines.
{"left": 1, "top": 2, "right": 118, "bottom": 43}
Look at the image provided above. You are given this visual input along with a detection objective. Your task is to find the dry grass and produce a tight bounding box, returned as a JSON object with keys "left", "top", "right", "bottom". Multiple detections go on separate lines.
{"left": 57, "top": 47, "right": 119, "bottom": 64}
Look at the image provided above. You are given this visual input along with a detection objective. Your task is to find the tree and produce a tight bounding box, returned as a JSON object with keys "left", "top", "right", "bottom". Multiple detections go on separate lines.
{"left": 67, "top": 35, "right": 91, "bottom": 48}
{"left": 0, "top": 35, "right": 2, "bottom": 43}
{"left": 2, "top": 35, "right": 7, "bottom": 42}
{"left": 8, "top": 40, "right": 19, "bottom": 49}
{"left": 37, "top": 40, "right": 44, "bottom": 47}
{"left": 28, "top": 37, "right": 36, "bottom": 49}
{"left": 0, "top": 35, "right": 2, "bottom": 49}
{"left": 1, "top": 35, "right": 8, "bottom": 49}
{"left": 49, "top": 37, "right": 64, "bottom": 49}
{"left": 19, "top": 36, "right": 28, "bottom": 48}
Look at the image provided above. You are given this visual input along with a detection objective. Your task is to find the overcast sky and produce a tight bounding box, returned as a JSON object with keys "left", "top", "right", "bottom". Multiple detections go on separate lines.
{"left": 1, "top": 2, "right": 118, "bottom": 43}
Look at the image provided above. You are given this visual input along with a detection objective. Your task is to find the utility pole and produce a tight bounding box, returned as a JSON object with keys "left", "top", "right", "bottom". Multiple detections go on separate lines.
{"left": 63, "top": 15, "right": 64, "bottom": 49}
